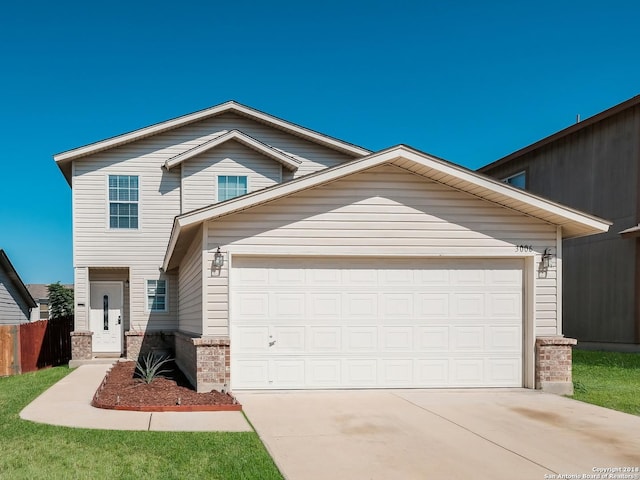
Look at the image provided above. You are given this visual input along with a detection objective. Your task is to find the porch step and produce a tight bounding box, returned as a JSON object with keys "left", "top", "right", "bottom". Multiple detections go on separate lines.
{"left": 69, "top": 357, "right": 120, "bottom": 368}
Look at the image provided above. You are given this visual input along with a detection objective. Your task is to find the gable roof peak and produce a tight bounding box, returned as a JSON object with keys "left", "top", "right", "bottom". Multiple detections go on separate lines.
{"left": 164, "top": 129, "right": 302, "bottom": 171}
{"left": 53, "top": 101, "right": 371, "bottom": 185}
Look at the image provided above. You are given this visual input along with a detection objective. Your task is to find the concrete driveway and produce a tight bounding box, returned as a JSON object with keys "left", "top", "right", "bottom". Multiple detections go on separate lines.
{"left": 237, "top": 389, "right": 640, "bottom": 480}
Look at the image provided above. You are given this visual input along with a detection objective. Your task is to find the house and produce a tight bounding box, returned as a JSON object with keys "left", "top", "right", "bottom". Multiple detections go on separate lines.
{"left": 479, "top": 95, "right": 640, "bottom": 349}
{"left": 54, "top": 101, "right": 609, "bottom": 394}
{"left": 0, "top": 250, "right": 37, "bottom": 325}
{"left": 27, "top": 284, "right": 74, "bottom": 322}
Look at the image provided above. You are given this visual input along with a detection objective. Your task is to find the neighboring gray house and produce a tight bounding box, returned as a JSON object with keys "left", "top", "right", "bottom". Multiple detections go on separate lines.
{"left": 479, "top": 94, "right": 640, "bottom": 349}
{"left": 55, "top": 101, "right": 609, "bottom": 394}
{"left": 0, "top": 250, "right": 36, "bottom": 325}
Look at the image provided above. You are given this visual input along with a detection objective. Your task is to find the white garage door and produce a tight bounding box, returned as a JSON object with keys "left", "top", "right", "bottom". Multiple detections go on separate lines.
{"left": 231, "top": 257, "right": 523, "bottom": 389}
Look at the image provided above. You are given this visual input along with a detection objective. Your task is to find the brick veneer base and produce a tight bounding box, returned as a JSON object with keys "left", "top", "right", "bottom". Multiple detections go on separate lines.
{"left": 535, "top": 336, "right": 577, "bottom": 395}
{"left": 70, "top": 331, "right": 93, "bottom": 360}
{"left": 174, "top": 332, "right": 230, "bottom": 393}
{"left": 124, "top": 331, "right": 175, "bottom": 360}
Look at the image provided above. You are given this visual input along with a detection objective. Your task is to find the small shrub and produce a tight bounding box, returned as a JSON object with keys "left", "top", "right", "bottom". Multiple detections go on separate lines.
{"left": 134, "top": 353, "right": 174, "bottom": 384}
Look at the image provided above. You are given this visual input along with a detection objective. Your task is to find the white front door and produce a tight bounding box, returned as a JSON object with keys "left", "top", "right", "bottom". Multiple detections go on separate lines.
{"left": 89, "top": 282, "right": 123, "bottom": 353}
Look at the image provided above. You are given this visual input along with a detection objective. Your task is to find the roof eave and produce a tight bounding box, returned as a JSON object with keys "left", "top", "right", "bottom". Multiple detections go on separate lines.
{"left": 479, "top": 94, "right": 640, "bottom": 173}
{"left": 162, "top": 218, "right": 182, "bottom": 272}
{"left": 53, "top": 100, "right": 371, "bottom": 165}
{"left": 162, "top": 145, "right": 610, "bottom": 268}
{"left": 0, "top": 250, "right": 37, "bottom": 308}
{"left": 164, "top": 129, "right": 302, "bottom": 172}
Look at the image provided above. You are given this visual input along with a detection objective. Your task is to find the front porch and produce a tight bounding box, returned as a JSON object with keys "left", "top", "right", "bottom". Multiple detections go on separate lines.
{"left": 70, "top": 328, "right": 230, "bottom": 393}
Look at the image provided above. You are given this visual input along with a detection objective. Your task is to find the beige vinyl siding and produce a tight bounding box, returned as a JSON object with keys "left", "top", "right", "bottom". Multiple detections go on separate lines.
{"left": 86, "top": 268, "right": 177, "bottom": 332}
{"left": 181, "top": 142, "right": 282, "bottom": 213}
{"left": 72, "top": 111, "right": 353, "bottom": 267}
{"left": 74, "top": 267, "right": 89, "bottom": 330}
{"left": 535, "top": 269, "right": 559, "bottom": 335}
{"left": 73, "top": 155, "right": 181, "bottom": 266}
{"left": 72, "top": 112, "right": 355, "bottom": 334}
{"left": 169, "top": 112, "right": 354, "bottom": 180}
{"left": 73, "top": 149, "right": 180, "bottom": 330}
{"left": 178, "top": 231, "right": 203, "bottom": 335}
{"left": 133, "top": 268, "right": 177, "bottom": 331}
{"left": 205, "top": 249, "right": 229, "bottom": 336}
{"left": 204, "top": 164, "right": 558, "bottom": 336}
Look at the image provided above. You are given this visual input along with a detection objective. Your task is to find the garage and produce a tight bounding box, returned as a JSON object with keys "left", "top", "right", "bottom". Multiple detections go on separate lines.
{"left": 231, "top": 256, "right": 523, "bottom": 389}
{"left": 164, "top": 145, "right": 610, "bottom": 394}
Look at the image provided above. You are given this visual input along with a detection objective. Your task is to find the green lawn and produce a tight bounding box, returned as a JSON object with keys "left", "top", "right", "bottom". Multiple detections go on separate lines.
{"left": 0, "top": 367, "right": 283, "bottom": 480}
{"left": 572, "top": 349, "right": 640, "bottom": 416}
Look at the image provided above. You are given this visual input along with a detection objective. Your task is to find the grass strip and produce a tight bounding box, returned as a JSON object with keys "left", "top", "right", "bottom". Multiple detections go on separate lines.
{"left": 572, "top": 349, "right": 640, "bottom": 416}
{"left": 0, "top": 367, "right": 283, "bottom": 480}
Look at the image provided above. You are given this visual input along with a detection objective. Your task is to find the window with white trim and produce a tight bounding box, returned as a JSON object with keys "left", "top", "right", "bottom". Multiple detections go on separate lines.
{"left": 217, "top": 175, "right": 247, "bottom": 201}
{"left": 146, "top": 279, "right": 167, "bottom": 312}
{"left": 502, "top": 171, "right": 526, "bottom": 189}
{"left": 109, "top": 175, "right": 139, "bottom": 228}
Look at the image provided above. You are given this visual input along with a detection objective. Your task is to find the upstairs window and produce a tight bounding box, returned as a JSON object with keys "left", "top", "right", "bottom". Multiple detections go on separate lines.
{"left": 218, "top": 175, "right": 247, "bottom": 202}
{"left": 109, "top": 175, "right": 139, "bottom": 229}
{"left": 502, "top": 171, "right": 526, "bottom": 189}
{"left": 146, "top": 279, "right": 167, "bottom": 312}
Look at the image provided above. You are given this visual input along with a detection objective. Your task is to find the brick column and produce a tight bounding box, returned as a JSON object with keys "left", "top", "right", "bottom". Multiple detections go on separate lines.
{"left": 124, "top": 331, "right": 174, "bottom": 360}
{"left": 174, "top": 332, "right": 230, "bottom": 393}
{"left": 70, "top": 331, "right": 93, "bottom": 360}
{"left": 535, "top": 336, "right": 577, "bottom": 395}
{"left": 194, "top": 336, "right": 230, "bottom": 393}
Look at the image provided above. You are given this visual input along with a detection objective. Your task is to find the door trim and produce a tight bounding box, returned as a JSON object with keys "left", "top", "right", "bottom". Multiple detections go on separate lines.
{"left": 89, "top": 281, "right": 124, "bottom": 354}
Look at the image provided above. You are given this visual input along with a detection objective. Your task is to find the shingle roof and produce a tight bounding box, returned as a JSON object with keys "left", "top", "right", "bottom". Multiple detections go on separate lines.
{"left": 26, "top": 283, "right": 74, "bottom": 302}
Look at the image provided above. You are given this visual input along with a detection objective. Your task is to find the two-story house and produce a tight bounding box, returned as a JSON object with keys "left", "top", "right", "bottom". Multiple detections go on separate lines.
{"left": 479, "top": 95, "right": 640, "bottom": 350}
{"left": 55, "top": 101, "right": 609, "bottom": 394}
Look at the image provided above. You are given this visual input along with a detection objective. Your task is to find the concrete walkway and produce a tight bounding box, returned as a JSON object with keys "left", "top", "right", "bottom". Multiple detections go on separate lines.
{"left": 237, "top": 389, "right": 640, "bottom": 480}
{"left": 20, "top": 364, "right": 251, "bottom": 432}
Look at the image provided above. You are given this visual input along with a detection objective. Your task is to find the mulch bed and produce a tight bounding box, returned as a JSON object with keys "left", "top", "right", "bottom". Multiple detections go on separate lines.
{"left": 92, "top": 361, "right": 241, "bottom": 412}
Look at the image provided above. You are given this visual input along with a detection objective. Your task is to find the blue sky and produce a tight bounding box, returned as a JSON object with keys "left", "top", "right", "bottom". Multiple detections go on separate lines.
{"left": 1, "top": 0, "right": 638, "bottom": 284}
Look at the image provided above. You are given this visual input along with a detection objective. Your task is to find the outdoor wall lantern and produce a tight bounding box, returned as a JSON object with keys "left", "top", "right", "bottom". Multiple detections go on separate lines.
{"left": 213, "top": 247, "right": 224, "bottom": 269}
{"left": 541, "top": 248, "right": 553, "bottom": 270}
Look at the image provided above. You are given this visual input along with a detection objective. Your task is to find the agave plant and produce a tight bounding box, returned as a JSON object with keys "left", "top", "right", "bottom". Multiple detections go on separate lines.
{"left": 134, "top": 352, "right": 174, "bottom": 384}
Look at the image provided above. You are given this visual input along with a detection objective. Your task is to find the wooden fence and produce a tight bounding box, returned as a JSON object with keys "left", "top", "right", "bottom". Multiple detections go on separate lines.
{"left": 0, "top": 316, "right": 73, "bottom": 376}
{"left": 0, "top": 325, "right": 20, "bottom": 376}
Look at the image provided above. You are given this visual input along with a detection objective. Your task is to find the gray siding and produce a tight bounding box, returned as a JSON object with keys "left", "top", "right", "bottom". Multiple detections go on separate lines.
{"left": 203, "top": 165, "right": 558, "bottom": 337}
{"left": 482, "top": 105, "right": 640, "bottom": 343}
{"left": 0, "top": 269, "right": 31, "bottom": 324}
